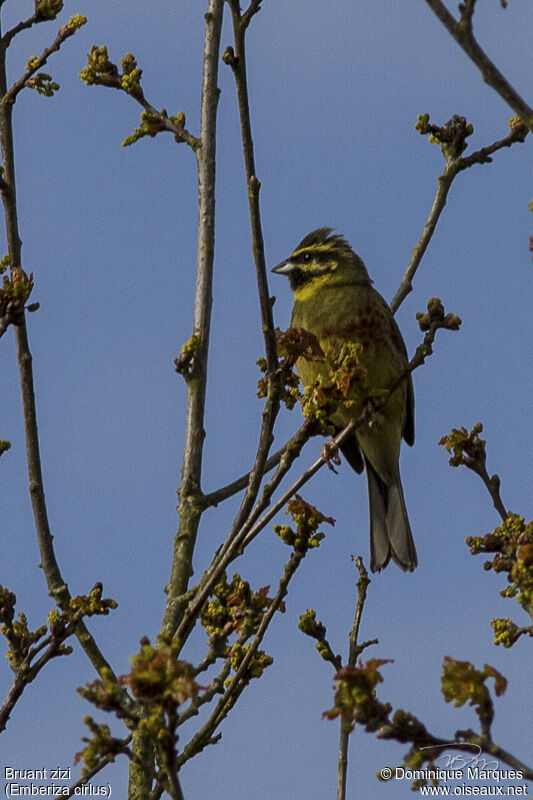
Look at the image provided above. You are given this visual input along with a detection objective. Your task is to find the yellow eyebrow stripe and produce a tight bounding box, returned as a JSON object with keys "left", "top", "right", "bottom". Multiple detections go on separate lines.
{"left": 291, "top": 243, "right": 337, "bottom": 257}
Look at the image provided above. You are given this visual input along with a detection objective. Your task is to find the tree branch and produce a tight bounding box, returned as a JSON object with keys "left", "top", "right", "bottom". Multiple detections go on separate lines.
{"left": 66, "top": 735, "right": 133, "bottom": 798}
{"left": 3, "top": 21, "right": 82, "bottom": 104}
{"left": 158, "top": 0, "right": 224, "bottom": 640}
{"left": 390, "top": 160, "right": 459, "bottom": 313}
{"left": 0, "top": 24, "right": 122, "bottom": 689}
{"left": 174, "top": 307, "right": 457, "bottom": 650}
{"left": 181, "top": 1, "right": 284, "bottom": 619}
{"left": 1, "top": 12, "right": 39, "bottom": 50}
{"left": 178, "top": 547, "right": 304, "bottom": 768}
{"left": 440, "top": 423, "right": 508, "bottom": 521}
{"left": 423, "top": 0, "right": 533, "bottom": 130}
{"left": 224, "top": 2, "right": 278, "bottom": 373}
{"left": 204, "top": 425, "right": 306, "bottom": 507}
{"left": 132, "top": 6, "right": 224, "bottom": 795}
{"left": 241, "top": 0, "right": 263, "bottom": 30}
{"left": 337, "top": 558, "right": 376, "bottom": 800}
{"left": 173, "top": 421, "right": 312, "bottom": 648}
{"left": 177, "top": 661, "right": 232, "bottom": 727}
{"left": 391, "top": 121, "right": 527, "bottom": 313}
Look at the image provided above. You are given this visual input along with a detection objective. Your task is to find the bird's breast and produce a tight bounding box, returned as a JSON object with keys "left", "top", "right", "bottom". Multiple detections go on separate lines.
{"left": 319, "top": 306, "right": 390, "bottom": 351}
{"left": 291, "top": 284, "right": 407, "bottom": 391}
{"left": 292, "top": 286, "right": 392, "bottom": 355}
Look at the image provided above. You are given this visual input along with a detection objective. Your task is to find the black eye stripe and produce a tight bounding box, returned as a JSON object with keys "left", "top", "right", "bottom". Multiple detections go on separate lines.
{"left": 293, "top": 250, "right": 319, "bottom": 264}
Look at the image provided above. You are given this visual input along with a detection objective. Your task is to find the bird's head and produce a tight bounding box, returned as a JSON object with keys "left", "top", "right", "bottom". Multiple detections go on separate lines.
{"left": 272, "top": 228, "right": 371, "bottom": 296}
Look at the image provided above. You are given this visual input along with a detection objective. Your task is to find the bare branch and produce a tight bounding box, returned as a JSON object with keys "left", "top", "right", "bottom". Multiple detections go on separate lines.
{"left": 135, "top": 6, "right": 225, "bottom": 791}
{"left": 173, "top": 421, "right": 312, "bottom": 647}
{"left": 80, "top": 48, "right": 197, "bottom": 148}
{"left": 178, "top": 548, "right": 304, "bottom": 768}
{"left": 159, "top": 0, "right": 224, "bottom": 641}
{"left": 241, "top": 0, "right": 263, "bottom": 30}
{"left": 175, "top": 305, "right": 458, "bottom": 649}
{"left": 187, "top": 1, "right": 284, "bottom": 605}
{"left": 65, "top": 735, "right": 132, "bottom": 798}
{"left": 423, "top": 0, "right": 533, "bottom": 130}
{"left": 472, "top": 737, "right": 533, "bottom": 781}
{"left": 0, "top": 17, "right": 128, "bottom": 697}
{"left": 337, "top": 557, "right": 374, "bottom": 800}
{"left": 391, "top": 121, "right": 527, "bottom": 313}
{"left": 224, "top": 3, "right": 278, "bottom": 373}
{"left": 460, "top": 123, "right": 527, "bottom": 169}
{"left": 390, "top": 161, "right": 458, "bottom": 313}
{"left": 1, "top": 12, "right": 39, "bottom": 50}
{"left": 4, "top": 21, "right": 84, "bottom": 104}
{"left": 177, "top": 661, "right": 232, "bottom": 727}
{"left": 440, "top": 423, "right": 508, "bottom": 521}
{"left": 204, "top": 437, "right": 290, "bottom": 506}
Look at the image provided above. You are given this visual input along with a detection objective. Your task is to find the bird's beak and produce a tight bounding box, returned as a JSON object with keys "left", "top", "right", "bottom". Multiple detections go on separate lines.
{"left": 271, "top": 259, "right": 293, "bottom": 275}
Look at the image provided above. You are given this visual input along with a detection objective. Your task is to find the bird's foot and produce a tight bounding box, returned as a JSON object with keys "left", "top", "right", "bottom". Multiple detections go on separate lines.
{"left": 321, "top": 440, "right": 341, "bottom": 473}
{"left": 362, "top": 397, "right": 379, "bottom": 430}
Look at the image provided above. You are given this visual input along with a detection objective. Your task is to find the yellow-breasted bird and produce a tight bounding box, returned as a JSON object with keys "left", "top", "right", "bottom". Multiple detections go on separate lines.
{"left": 272, "top": 228, "right": 417, "bottom": 572}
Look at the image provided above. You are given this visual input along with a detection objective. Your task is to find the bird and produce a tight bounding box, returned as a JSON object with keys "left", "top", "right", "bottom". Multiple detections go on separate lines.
{"left": 272, "top": 228, "right": 417, "bottom": 572}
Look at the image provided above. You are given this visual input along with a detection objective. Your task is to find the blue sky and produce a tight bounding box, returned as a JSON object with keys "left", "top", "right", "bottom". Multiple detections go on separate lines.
{"left": 1, "top": 1, "right": 532, "bottom": 798}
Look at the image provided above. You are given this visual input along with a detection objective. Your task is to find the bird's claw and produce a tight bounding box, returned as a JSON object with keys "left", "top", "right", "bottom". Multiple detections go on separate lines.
{"left": 362, "top": 398, "right": 379, "bottom": 430}
{"left": 321, "top": 441, "right": 341, "bottom": 473}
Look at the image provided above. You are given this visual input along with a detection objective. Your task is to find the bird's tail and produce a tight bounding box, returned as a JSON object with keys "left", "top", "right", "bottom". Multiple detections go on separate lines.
{"left": 365, "top": 457, "right": 417, "bottom": 572}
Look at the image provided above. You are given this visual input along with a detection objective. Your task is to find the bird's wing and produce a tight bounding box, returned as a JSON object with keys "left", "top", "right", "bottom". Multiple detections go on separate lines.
{"left": 336, "top": 430, "right": 364, "bottom": 474}
{"left": 403, "top": 374, "right": 415, "bottom": 447}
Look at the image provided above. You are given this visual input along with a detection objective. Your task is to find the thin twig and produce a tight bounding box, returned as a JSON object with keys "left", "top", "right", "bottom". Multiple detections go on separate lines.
{"left": 0, "top": 675, "right": 28, "bottom": 733}
{"left": 158, "top": 0, "right": 224, "bottom": 642}
{"left": 390, "top": 161, "right": 458, "bottom": 313}
{"left": 173, "top": 422, "right": 312, "bottom": 647}
{"left": 4, "top": 23, "right": 79, "bottom": 104}
{"left": 337, "top": 558, "right": 374, "bottom": 800}
{"left": 160, "top": 727, "right": 185, "bottom": 800}
{"left": 178, "top": 548, "right": 305, "bottom": 767}
{"left": 442, "top": 424, "right": 508, "bottom": 521}
{"left": 132, "top": 96, "right": 198, "bottom": 149}
{"left": 241, "top": 0, "right": 263, "bottom": 29}
{"left": 460, "top": 125, "right": 527, "bottom": 169}
{"left": 180, "top": 0, "right": 283, "bottom": 626}
{"left": 471, "top": 463, "right": 507, "bottom": 522}
{"left": 65, "top": 735, "right": 133, "bottom": 798}
{"left": 0, "top": 605, "right": 115, "bottom": 732}
{"left": 474, "top": 738, "right": 533, "bottom": 781}
{"left": 0, "top": 24, "right": 125, "bottom": 692}
{"left": 177, "top": 661, "right": 232, "bottom": 727}
{"left": 204, "top": 436, "right": 292, "bottom": 507}
{"left": 418, "top": 732, "right": 533, "bottom": 783}
{"left": 225, "top": 1, "right": 278, "bottom": 372}
{"left": 1, "top": 12, "right": 40, "bottom": 49}
{"left": 205, "top": 423, "right": 311, "bottom": 572}
{"left": 81, "top": 51, "right": 197, "bottom": 148}
{"left": 423, "top": 0, "right": 533, "bottom": 130}
{"left": 390, "top": 124, "right": 527, "bottom": 313}
{"left": 175, "top": 315, "right": 452, "bottom": 649}
{"left": 348, "top": 558, "right": 373, "bottom": 664}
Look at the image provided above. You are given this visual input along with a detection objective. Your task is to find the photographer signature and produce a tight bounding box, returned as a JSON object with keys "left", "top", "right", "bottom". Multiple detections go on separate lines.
{"left": 419, "top": 741, "right": 499, "bottom": 770}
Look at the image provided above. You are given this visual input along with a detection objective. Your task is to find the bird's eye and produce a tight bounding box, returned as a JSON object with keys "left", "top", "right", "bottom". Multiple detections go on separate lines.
{"left": 302, "top": 252, "right": 312, "bottom": 263}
